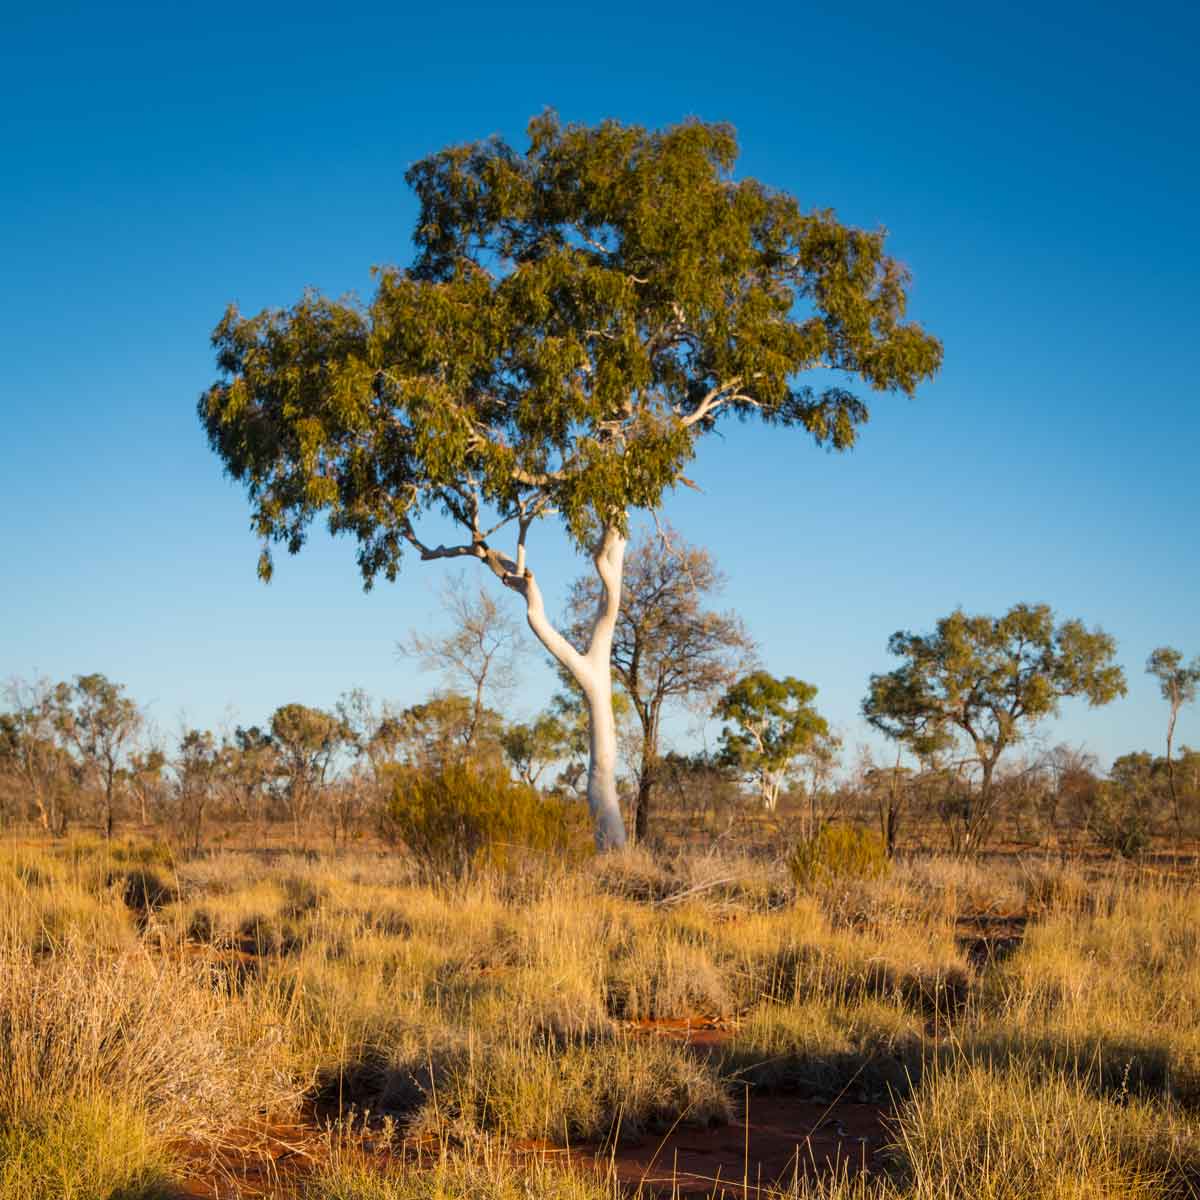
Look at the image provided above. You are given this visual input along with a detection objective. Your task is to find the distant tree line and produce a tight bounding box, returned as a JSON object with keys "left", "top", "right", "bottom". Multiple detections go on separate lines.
{"left": 2, "top": 536, "right": 1194, "bottom": 858}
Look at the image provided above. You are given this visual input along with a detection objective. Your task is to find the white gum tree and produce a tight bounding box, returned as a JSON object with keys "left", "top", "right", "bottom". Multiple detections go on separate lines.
{"left": 199, "top": 113, "right": 942, "bottom": 848}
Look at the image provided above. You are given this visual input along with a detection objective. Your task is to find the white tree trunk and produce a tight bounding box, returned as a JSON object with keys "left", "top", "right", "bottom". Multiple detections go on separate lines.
{"left": 494, "top": 525, "right": 628, "bottom": 850}
{"left": 583, "top": 674, "right": 626, "bottom": 848}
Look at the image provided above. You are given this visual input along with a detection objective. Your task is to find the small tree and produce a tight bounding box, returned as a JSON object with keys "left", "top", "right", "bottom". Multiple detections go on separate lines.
{"left": 714, "top": 671, "right": 832, "bottom": 818}
{"left": 501, "top": 711, "right": 571, "bottom": 787}
{"left": 175, "top": 728, "right": 218, "bottom": 855}
{"left": 398, "top": 574, "right": 521, "bottom": 749}
{"left": 56, "top": 673, "right": 142, "bottom": 839}
{"left": 269, "top": 703, "right": 350, "bottom": 845}
{"left": 2, "top": 677, "right": 74, "bottom": 834}
{"left": 216, "top": 725, "right": 277, "bottom": 843}
{"left": 1145, "top": 646, "right": 1200, "bottom": 842}
{"left": 567, "top": 528, "right": 752, "bottom": 842}
{"left": 863, "top": 604, "right": 1126, "bottom": 854}
{"left": 199, "top": 113, "right": 941, "bottom": 849}
{"left": 861, "top": 660, "right": 954, "bottom": 856}
{"left": 127, "top": 744, "right": 168, "bottom": 826}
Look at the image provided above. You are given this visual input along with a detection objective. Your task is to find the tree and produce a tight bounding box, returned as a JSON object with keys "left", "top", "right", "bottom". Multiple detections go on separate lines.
{"left": 398, "top": 574, "right": 521, "bottom": 749}
{"left": 269, "top": 703, "right": 350, "bottom": 844}
{"left": 1145, "top": 646, "right": 1200, "bottom": 841}
{"left": 714, "top": 671, "right": 832, "bottom": 817}
{"left": 56, "top": 673, "right": 142, "bottom": 839}
{"left": 657, "top": 749, "right": 743, "bottom": 835}
{"left": 216, "top": 725, "right": 277, "bottom": 841}
{"left": 501, "top": 711, "right": 571, "bottom": 787}
{"left": 566, "top": 528, "right": 752, "bottom": 842}
{"left": 1039, "top": 743, "right": 1101, "bottom": 848}
{"left": 2, "top": 677, "right": 74, "bottom": 834}
{"left": 861, "top": 654, "right": 955, "bottom": 856}
{"left": 175, "top": 728, "right": 218, "bottom": 855}
{"left": 126, "top": 745, "right": 168, "bottom": 826}
{"left": 863, "top": 604, "right": 1127, "bottom": 854}
{"left": 199, "top": 113, "right": 942, "bottom": 848}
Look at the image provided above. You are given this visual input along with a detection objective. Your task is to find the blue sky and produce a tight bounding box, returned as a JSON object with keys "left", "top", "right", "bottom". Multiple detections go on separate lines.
{"left": 2, "top": 0, "right": 1197, "bottom": 769}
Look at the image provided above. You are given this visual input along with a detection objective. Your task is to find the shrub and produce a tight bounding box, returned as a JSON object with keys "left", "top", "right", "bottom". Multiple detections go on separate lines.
{"left": 788, "top": 824, "right": 890, "bottom": 891}
{"left": 1087, "top": 785, "right": 1152, "bottom": 858}
{"left": 381, "top": 761, "right": 585, "bottom": 885}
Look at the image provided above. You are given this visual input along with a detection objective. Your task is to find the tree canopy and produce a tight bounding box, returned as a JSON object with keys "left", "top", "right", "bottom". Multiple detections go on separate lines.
{"left": 714, "top": 671, "right": 832, "bottom": 812}
{"left": 863, "top": 604, "right": 1126, "bottom": 850}
{"left": 199, "top": 112, "right": 942, "bottom": 848}
{"left": 200, "top": 112, "right": 942, "bottom": 588}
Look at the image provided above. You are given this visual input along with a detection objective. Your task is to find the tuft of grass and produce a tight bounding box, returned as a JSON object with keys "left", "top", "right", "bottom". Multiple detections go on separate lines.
{"left": 0, "top": 1095, "right": 177, "bottom": 1200}
{"left": 724, "top": 999, "right": 925, "bottom": 1101}
{"left": 410, "top": 1031, "right": 731, "bottom": 1144}
{"left": 0, "top": 939, "right": 298, "bottom": 1146}
{"left": 888, "top": 1056, "right": 1200, "bottom": 1200}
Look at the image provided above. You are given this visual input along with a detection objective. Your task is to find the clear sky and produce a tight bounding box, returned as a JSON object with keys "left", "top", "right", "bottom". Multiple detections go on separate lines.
{"left": 2, "top": 0, "right": 1197, "bottom": 770}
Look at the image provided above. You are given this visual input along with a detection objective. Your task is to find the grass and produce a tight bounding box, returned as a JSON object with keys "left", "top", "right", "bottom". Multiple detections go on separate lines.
{"left": 2, "top": 835, "right": 1200, "bottom": 1198}
{"left": 0, "top": 1095, "right": 177, "bottom": 1200}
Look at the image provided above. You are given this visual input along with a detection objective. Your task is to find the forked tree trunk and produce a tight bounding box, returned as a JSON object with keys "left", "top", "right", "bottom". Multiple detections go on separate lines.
{"left": 497, "top": 525, "right": 628, "bottom": 850}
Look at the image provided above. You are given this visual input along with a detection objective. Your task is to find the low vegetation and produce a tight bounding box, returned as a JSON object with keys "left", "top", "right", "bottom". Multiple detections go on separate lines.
{"left": 1, "top": 833, "right": 1199, "bottom": 1198}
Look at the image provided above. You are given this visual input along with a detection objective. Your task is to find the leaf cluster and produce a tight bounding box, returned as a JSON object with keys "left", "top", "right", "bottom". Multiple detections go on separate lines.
{"left": 714, "top": 670, "right": 830, "bottom": 777}
{"left": 863, "top": 603, "right": 1127, "bottom": 766}
{"left": 199, "top": 112, "right": 941, "bottom": 584}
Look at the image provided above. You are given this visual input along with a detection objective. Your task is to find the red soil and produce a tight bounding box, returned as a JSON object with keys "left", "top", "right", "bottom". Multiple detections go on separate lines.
{"left": 171, "top": 1014, "right": 893, "bottom": 1198}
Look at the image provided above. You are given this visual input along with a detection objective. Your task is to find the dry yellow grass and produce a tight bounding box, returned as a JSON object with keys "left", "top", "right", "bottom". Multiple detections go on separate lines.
{"left": 1, "top": 835, "right": 1199, "bottom": 1199}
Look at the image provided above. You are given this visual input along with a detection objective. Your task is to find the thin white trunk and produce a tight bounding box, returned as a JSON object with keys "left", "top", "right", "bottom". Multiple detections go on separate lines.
{"left": 584, "top": 674, "right": 626, "bottom": 849}
{"left": 494, "top": 525, "right": 628, "bottom": 850}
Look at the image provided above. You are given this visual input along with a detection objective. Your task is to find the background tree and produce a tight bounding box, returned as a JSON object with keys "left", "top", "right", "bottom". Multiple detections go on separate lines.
{"left": 861, "top": 662, "right": 955, "bottom": 855}
{"left": 714, "top": 671, "right": 832, "bottom": 820}
{"left": 863, "top": 604, "right": 1127, "bottom": 854}
{"left": 1145, "top": 646, "right": 1200, "bottom": 841}
{"left": 657, "top": 749, "right": 743, "bottom": 836}
{"left": 1039, "top": 743, "right": 1101, "bottom": 850}
{"left": 175, "top": 728, "right": 218, "bottom": 855}
{"left": 269, "top": 703, "right": 350, "bottom": 845}
{"left": 567, "top": 528, "right": 753, "bottom": 842}
{"left": 398, "top": 574, "right": 521, "bottom": 750}
{"left": 126, "top": 744, "right": 168, "bottom": 827}
{"left": 216, "top": 725, "right": 277, "bottom": 843}
{"left": 56, "top": 673, "right": 142, "bottom": 839}
{"left": 199, "top": 113, "right": 941, "bottom": 849}
{"left": 501, "top": 711, "right": 571, "bottom": 787}
{"left": 2, "top": 677, "right": 73, "bottom": 834}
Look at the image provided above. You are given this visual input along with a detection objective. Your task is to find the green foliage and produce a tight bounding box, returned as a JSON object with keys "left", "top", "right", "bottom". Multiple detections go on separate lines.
{"left": 1146, "top": 646, "right": 1200, "bottom": 709}
{"left": 714, "top": 670, "right": 831, "bottom": 808}
{"left": 200, "top": 112, "right": 941, "bottom": 585}
{"left": 1087, "top": 754, "right": 1161, "bottom": 857}
{"left": 500, "top": 711, "right": 569, "bottom": 786}
{"left": 864, "top": 604, "right": 1127, "bottom": 792}
{"left": 787, "top": 823, "right": 890, "bottom": 890}
{"left": 866, "top": 605, "right": 1126, "bottom": 750}
{"left": 381, "top": 760, "right": 584, "bottom": 883}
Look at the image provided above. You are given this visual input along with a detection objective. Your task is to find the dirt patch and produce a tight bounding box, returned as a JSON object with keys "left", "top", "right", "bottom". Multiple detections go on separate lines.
{"left": 622, "top": 1014, "right": 738, "bottom": 1053}
{"left": 596, "top": 1096, "right": 889, "bottom": 1197}
{"left": 170, "top": 1016, "right": 894, "bottom": 1198}
{"left": 955, "top": 912, "right": 1029, "bottom": 968}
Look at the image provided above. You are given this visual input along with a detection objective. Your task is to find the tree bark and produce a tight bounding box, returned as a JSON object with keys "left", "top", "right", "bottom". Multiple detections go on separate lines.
{"left": 502, "top": 525, "right": 628, "bottom": 850}
{"left": 635, "top": 743, "right": 657, "bottom": 844}
{"left": 1166, "top": 704, "right": 1181, "bottom": 845}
